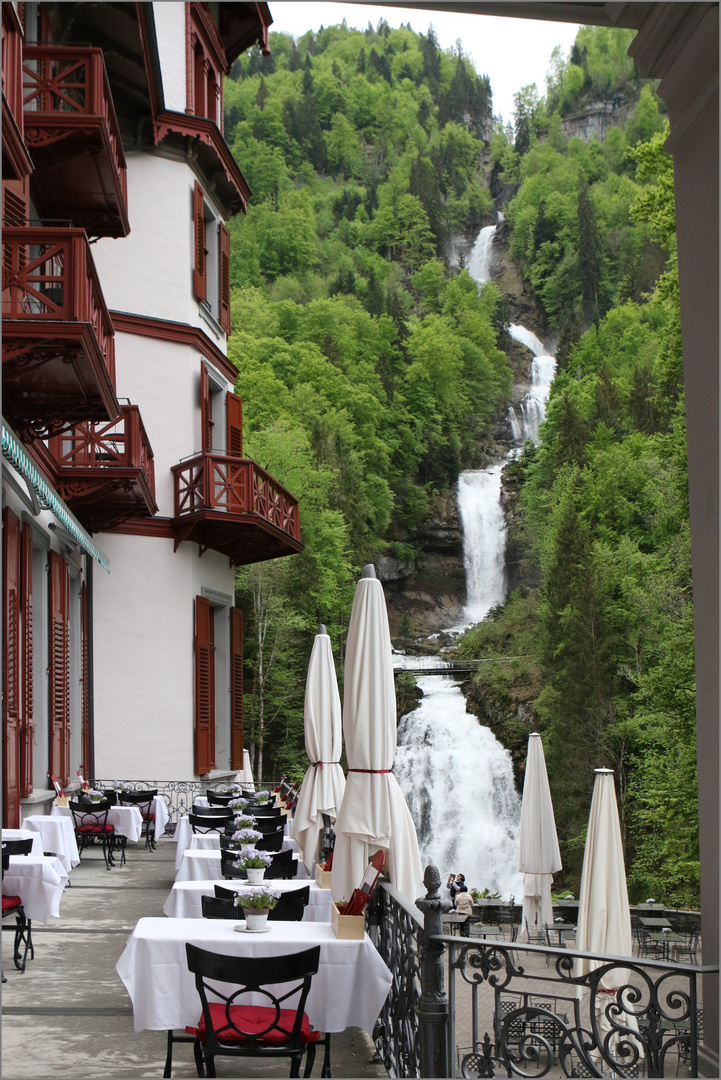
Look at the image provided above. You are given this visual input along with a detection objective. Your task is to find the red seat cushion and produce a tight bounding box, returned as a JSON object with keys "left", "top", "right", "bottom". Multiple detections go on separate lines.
{"left": 191, "top": 1004, "right": 321, "bottom": 1047}
{"left": 2, "top": 895, "right": 22, "bottom": 912}
{"left": 78, "top": 824, "right": 114, "bottom": 834}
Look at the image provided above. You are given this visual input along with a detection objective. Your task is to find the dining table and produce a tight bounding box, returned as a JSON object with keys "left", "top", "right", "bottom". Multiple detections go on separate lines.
{"left": 2, "top": 829, "right": 44, "bottom": 857}
{"left": 20, "top": 814, "right": 80, "bottom": 872}
{"left": 175, "top": 848, "right": 309, "bottom": 883}
{"left": 639, "top": 917, "right": 673, "bottom": 930}
{"left": 2, "top": 854, "right": 69, "bottom": 923}
{"left": 116, "top": 917, "right": 392, "bottom": 1036}
{"left": 52, "top": 803, "right": 144, "bottom": 843}
{"left": 545, "top": 921, "right": 577, "bottom": 945}
{"left": 174, "top": 816, "right": 299, "bottom": 872}
{"left": 163, "top": 878, "right": 332, "bottom": 922}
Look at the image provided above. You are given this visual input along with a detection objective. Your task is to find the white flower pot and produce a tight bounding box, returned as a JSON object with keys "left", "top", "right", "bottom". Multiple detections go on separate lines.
{"left": 246, "top": 868, "right": 266, "bottom": 884}
{"left": 245, "top": 909, "right": 269, "bottom": 931}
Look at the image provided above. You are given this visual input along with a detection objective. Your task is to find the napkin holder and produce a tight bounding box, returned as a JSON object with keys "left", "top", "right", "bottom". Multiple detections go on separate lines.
{"left": 331, "top": 901, "right": 365, "bottom": 940}
{"left": 315, "top": 863, "right": 332, "bottom": 889}
{"left": 55, "top": 795, "right": 69, "bottom": 807}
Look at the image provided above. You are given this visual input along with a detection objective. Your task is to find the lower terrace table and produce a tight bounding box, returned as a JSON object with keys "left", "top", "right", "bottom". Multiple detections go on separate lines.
{"left": 175, "top": 849, "right": 310, "bottom": 883}
{"left": 2, "top": 854, "right": 69, "bottom": 923}
{"left": 163, "top": 878, "right": 332, "bottom": 922}
{"left": 116, "top": 917, "right": 392, "bottom": 1036}
{"left": 52, "top": 803, "right": 144, "bottom": 843}
{"left": 174, "top": 817, "right": 301, "bottom": 871}
{"left": 2, "top": 829, "right": 44, "bottom": 857}
{"left": 21, "top": 814, "right": 80, "bottom": 872}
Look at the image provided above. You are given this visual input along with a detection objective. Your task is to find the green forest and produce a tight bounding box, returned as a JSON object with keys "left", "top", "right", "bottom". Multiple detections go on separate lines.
{"left": 224, "top": 20, "right": 698, "bottom": 906}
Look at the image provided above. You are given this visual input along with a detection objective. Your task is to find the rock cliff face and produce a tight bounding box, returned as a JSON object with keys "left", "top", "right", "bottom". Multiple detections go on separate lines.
{"left": 560, "top": 97, "right": 635, "bottom": 143}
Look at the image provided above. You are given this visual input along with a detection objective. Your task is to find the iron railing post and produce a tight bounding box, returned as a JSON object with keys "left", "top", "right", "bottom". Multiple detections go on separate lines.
{"left": 416, "top": 864, "right": 450, "bottom": 1078}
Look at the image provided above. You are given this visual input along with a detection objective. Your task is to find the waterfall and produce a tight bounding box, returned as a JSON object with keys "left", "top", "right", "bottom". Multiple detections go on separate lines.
{"left": 509, "top": 324, "right": 557, "bottom": 445}
{"left": 457, "top": 466, "right": 506, "bottom": 627}
{"left": 467, "top": 224, "right": 496, "bottom": 284}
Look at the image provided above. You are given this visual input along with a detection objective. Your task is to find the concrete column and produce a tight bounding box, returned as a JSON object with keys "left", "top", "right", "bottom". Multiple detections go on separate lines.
{"left": 630, "top": 6, "right": 719, "bottom": 1074}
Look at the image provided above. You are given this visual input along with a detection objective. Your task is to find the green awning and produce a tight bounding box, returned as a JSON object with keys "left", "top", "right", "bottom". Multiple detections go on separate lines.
{"left": 2, "top": 422, "right": 110, "bottom": 572}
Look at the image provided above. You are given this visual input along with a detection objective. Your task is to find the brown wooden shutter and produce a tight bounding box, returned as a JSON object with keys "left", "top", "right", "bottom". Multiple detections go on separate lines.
{"left": 80, "top": 581, "right": 90, "bottom": 779}
{"left": 20, "top": 522, "right": 34, "bottom": 797}
{"left": 49, "top": 550, "right": 71, "bottom": 787}
{"left": 226, "top": 392, "right": 243, "bottom": 457}
{"left": 201, "top": 363, "right": 213, "bottom": 451}
{"left": 194, "top": 596, "right": 214, "bottom": 775}
{"left": 3, "top": 508, "right": 22, "bottom": 826}
{"left": 218, "top": 220, "right": 231, "bottom": 334}
{"left": 193, "top": 180, "right": 207, "bottom": 301}
{"left": 230, "top": 607, "right": 244, "bottom": 770}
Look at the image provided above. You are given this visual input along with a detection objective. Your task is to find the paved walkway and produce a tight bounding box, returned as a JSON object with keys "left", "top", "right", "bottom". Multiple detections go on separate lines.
{"left": 1, "top": 839, "right": 387, "bottom": 1079}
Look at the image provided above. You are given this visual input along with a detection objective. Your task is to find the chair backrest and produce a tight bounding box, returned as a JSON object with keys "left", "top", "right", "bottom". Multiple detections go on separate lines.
{"left": 191, "top": 805, "right": 233, "bottom": 819}
{"left": 214, "top": 884, "right": 238, "bottom": 901}
{"left": 201, "top": 894, "right": 239, "bottom": 920}
{"left": 102, "top": 790, "right": 119, "bottom": 805}
{"left": 206, "top": 790, "right": 234, "bottom": 806}
{"left": 189, "top": 813, "right": 228, "bottom": 835}
{"left": 271, "top": 886, "right": 310, "bottom": 922}
{"left": 70, "top": 799, "right": 111, "bottom": 830}
{"left": 1, "top": 838, "right": 33, "bottom": 857}
{"left": 1, "top": 846, "right": 9, "bottom": 873}
{"left": 119, "top": 791, "right": 153, "bottom": 814}
{"left": 256, "top": 828, "right": 285, "bottom": 853}
{"left": 251, "top": 805, "right": 282, "bottom": 819}
{"left": 254, "top": 816, "right": 282, "bottom": 834}
{"left": 265, "top": 849, "right": 297, "bottom": 879}
{"left": 185, "top": 942, "right": 321, "bottom": 1054}
{"left": 220, "top": 853, "right": 248, "bottom": 879}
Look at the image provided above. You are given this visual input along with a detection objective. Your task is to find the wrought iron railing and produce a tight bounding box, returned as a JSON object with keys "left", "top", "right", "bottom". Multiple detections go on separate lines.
{"left": 368, "top": 881, "right": 422, "bottom": 1077}
{"left": 399, "top": 865, "right": 718, "bottom": 1080}
{"left": 90, "top": 779, "right": 292, "bottom": 829}
{"left": 47, "top": 404, "right": 156, "bottom": 496}
{"left": 22, "top": 44, "right": 127, "bottom": 205}
{"left": 172, "top": 452, "right": 300, "bottom": 540}
{"left": 2, "top": 226, "right": 116, "bottom": 383}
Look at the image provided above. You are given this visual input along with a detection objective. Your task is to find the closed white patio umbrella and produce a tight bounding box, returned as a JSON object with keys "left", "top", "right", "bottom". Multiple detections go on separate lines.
{"left": 234, "top": 749, "right": 254, "bottom": 791}
{"left": 291, "top": 624, "right": 346, "bottom": 871}
{"left": 331, "top": 566, "right": 423, "bottom": 905}
{"left": 575, "top": 768, "right": 641, "bottom": 1066}
{"left": 518, "top": 732, "right": 561, "bottom": 940}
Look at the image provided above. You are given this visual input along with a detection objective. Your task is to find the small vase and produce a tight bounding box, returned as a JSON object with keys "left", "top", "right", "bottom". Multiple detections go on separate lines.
{"left": 245, "top": 909, "right": 269, "bottom": 931}
{"left": 246, "top": 867, "right": 265, "bottom": 884}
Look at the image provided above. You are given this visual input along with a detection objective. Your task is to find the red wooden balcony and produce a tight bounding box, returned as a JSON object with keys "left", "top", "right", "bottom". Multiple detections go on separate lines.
{"left": 172, "top": 453, "right": 302, "bottom": 565}
{"left": 22, "top": 45, "right": 129, "bottom": 237}
{"left": 46, "top": 405, "right": 157, "bottom": 532}
{"left": 2, "top": 3, "right": 33, "bottom": 179}
{"left": 2, "top": 226, "right": 119, "bottom": 440}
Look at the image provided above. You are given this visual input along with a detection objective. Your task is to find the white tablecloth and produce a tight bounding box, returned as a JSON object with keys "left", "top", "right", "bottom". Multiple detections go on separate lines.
{"left": 2, "top": 854, "right": 69, "bottom": 924}
{"left": 117, "top": 917, "right": 391, "bottom": 1035}
{"left": 163, "top": 878, "right": 332, "bottom": 922}
{"left": 148, "top": 797, "right": 170, "bottom": 841}
{"left": 175, "top": 848, "right": 309, "bottom": 883}
{"left": 20, "top": 815, "right": 80, "bottom": 872}
{"left": 2, "top": 829, "right": 43, "bottom": 857}
{"left": 174, "top": 815, "right": 294, "bottom": 871}
{"left": 52, "top": 803, "right": 143, "bottom": 842}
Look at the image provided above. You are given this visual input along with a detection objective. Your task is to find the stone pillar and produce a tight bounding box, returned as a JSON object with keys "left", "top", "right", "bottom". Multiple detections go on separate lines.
{"left": 630, "top": 6, "right": 719, "bottom": 1074}
{"left": 416, "top": 864, "right": 450, "bottom": 1078}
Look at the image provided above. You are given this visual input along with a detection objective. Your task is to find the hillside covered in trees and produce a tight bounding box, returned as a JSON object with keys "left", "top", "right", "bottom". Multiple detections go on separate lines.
{"left": 224, "top": 21, "right": 697, "bottom": 906}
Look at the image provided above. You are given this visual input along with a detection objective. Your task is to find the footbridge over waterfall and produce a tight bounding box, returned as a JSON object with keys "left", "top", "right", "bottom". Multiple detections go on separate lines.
{"left": 392, "top": 657, "right": 526, "bottom": 677}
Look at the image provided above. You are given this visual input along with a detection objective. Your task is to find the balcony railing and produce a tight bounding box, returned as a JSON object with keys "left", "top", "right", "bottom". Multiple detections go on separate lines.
{"left": 22, "top": 45, "right": 128, "bottom": 236}
{"left": 48, "top": 405, "right": 154, "bottom": 484}
{"left": 172, "top": 452, "right": 301, "bottom": 540}
{"left": 2, "top": 225, "right": 116, "bottom": 384}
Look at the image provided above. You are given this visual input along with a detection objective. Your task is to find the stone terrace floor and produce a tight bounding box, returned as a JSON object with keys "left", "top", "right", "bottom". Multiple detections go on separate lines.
{"left": 1, "top": 839, "right": 387, "bottom": 1079}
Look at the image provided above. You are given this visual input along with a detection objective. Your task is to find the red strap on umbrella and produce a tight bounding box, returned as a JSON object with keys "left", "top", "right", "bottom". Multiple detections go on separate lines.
{"left": 311, "top": 761, "right": 340, "bottom": 770}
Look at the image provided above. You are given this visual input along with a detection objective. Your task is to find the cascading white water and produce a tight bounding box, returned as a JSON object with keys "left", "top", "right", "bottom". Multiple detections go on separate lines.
{"left": 394, "top": 657, "right": 523, "bottom": 899}
{"left": 457, "top": 467, "right": 506, "bottom": 626}
{"left": 508, "top": 324, "right": 557, "bottom": 444}
{"left": 467, "top": 224, "right": 496, "bottom": 284}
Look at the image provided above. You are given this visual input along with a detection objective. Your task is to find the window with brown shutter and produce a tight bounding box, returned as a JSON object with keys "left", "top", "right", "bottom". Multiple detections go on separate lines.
{"left": 230, "top": 607, "right": 244, "bottom": 770}
{"left": 193, "top": 180, "right": 207, "bottom": 302}
{"left": 20, "top": 522, "right": 33, "bottom": 798}
{"left": 80, "top": 581, "right": 90, "bottom": 779}
{"left": 201, "top": 364, "right": 213, "bottom": 452}
{"left": 194, "top": 595, "right": 215, "bottom": 775}
{"left": 218, "top": 221, "right": 231, "bottom": 335}
{"left": 3, "top": 508, "right": 22, "bottom": 826}
{"left": 48, "top": 550, "right": 71, "bottom": 787}
{"left": 226, "top": 392, "right": 242, "bottom": 457}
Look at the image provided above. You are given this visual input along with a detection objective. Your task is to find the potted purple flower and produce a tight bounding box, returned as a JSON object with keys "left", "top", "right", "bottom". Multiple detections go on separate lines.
{"left": 229, "top": 796, "right": 248, "bottom": 812}
{"left": 254, "top": 789, "right": 271, "bottom": 806}
{"left": 232, "top": 846, "right": 273, "bottom": 884}
{"left": 232, "top": 827, "right": 262, "bottom": 848}
{"left": 234, "top": 886, "right": 281, "bottom": 930}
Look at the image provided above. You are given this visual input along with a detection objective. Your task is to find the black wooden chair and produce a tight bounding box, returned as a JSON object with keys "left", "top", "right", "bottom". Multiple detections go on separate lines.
{"left": 220, "top": 851, "right": 248, "bottom": 879}
{"left": 1, "top": 841, "right": 34, "bottom": 972}
{"left": 254, "top": 816, "right": 283, "bottom": 835}
{"left": 69, "top": 799, "right": 116, "bottom": 869}
{"left": 201, "top": 895, "right": 239, "bottom": 920}
{"left": 191, "top": 805, "right": 233, "bottom": 818}
{"left": 119, "top": 789, "right": 158, "bottom": 849}
{"left": 212, "top": 885, "right": 311, "bottom": 922}
{"left": 184, "top": 942, "right": 323, "bottom": 1078}
{"left": 188, "top": 813, "right": 229, "bottom": 836}
{"left": 257, "top": 827, "right": 285, "bottom": 853}
{"left": 265, "top": 848, "right": 298, "bottom": 880}
{"left": 206, "top": 790, "right": 234, "bottom": 806}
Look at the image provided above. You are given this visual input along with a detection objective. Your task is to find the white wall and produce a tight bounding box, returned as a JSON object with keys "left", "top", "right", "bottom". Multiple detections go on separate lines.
{"left": 92, "top": 532, "right": 235, "bottom": 781}
{"left": 152, "top": 1, "right": 186, "bottom": 112}
{"left": 92, "top": 154, "right": 226, "bottom": 333}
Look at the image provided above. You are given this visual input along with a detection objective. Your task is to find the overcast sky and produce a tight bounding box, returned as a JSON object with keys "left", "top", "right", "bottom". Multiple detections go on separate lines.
{"left": 267, "top": 3, "right": 580, "bottom": 126}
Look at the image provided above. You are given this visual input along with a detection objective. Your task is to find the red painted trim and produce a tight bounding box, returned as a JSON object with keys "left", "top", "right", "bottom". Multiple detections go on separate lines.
{"left": 185, "top": 2, "right": 193, "bottom": 114}
{"left": 255, "top": 3, "right": 273, "bottom": 56}
{"left": 153, "top": 109, "right": 250, "bottom": 209}
{"left": 190, "top": 2, "right": 228, "bottom": 75}
{"left": 110, "top": 311, "right": 238, "bottom": 385}
{"left": 102, "top": 518, "right": 175, "bottom": 538}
